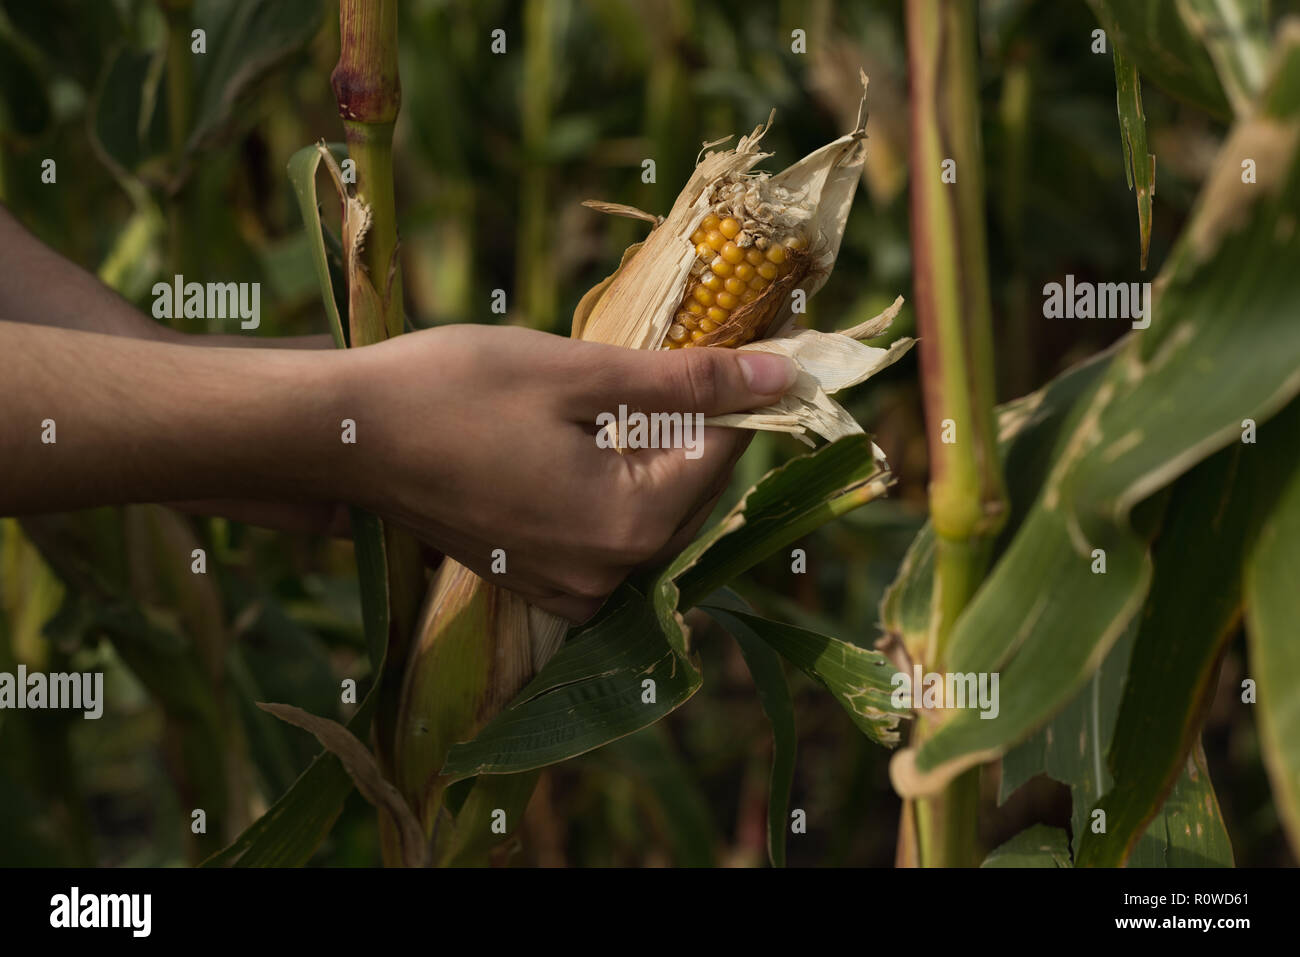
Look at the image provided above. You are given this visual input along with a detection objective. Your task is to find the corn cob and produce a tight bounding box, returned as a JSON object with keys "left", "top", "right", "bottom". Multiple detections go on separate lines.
{"left": 667, "top": 198, "right": 810, "bottom": 349}
{"left": 575, "top": 79, "right": 915, "bottom": 445}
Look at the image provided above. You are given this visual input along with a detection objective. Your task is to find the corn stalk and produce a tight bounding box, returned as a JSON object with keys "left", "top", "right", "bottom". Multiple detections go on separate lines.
{"left": 325, "top": 0, "right": 564, "bottom": 864}
{"left": 328, "top": 0, "right": 430, "bottom": 864}
{"left": 904, "top": 0, "right": 1008, "bottom": 867}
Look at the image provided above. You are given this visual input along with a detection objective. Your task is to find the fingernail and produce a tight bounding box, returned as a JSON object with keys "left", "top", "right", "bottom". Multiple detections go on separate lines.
{"left": 739, "top": 352, "right": 798, "bottom": 395}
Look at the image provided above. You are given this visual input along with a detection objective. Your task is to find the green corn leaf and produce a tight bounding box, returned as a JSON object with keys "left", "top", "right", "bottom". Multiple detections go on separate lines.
{"left": 894, "top": 31, "right": 1300, "bottom": 798}
{"left": 998, "top": 618, "right": 1142, "bottom": 846}
{"left": 1086, "top": 0, "right": 1233, "bottom": 118}
{"left": 440, "top": 582, "right": 702, "bottom": 778}
{"left": 436, "top": 771, "right": 540, "bottom": 867}
{"left": 256, "top": 702, "right": 426, "bottom": 867}
{"left": 1111, "top": 45, "right": 1155, "bottom": 271}
{"left": 882, "top": 347, "right": 1117, "bottom": 663}
{"left": 699, "top": 590, "right": 797, "bottom": 868}
{"left": 998, "top": 614, "right": 1233, "bottom": 868}
{"left": 701, "top": 604, "right": 906, "bottom": 749}
{"left": 1125, "top": 740, "right": 1234, "bottom": 867}
{"left": 201, "top": 693, "right": 378, "bottom": 867}
{"left": 671, "top": 434, "right": 892, "bottom": 610}
{"left": 287, "top": 142, "right": 350, "bottom": 348}
{"left": 1075, "top": 409, "right": 1300, "bottom": 867}
{"left": 1243, "top": 423, "right": 1300, "bottom": 857}
{"left": 981, "top": 825, "right": 1072, "bottom": 868}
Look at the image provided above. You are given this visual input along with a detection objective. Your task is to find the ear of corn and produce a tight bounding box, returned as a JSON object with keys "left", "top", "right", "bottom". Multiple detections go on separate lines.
{"left": 574, "top": 75, "right": 915, "bottom": 446}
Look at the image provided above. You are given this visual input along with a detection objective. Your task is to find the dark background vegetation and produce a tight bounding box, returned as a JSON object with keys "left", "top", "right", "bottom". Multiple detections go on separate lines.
{"left": 0, "top": 0, "right": 1289, "bottom": 866}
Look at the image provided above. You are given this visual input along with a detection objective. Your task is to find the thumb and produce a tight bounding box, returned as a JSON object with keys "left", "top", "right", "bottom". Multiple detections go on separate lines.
{"left": 584, "top": 346, "right": 799, "bottom": 417}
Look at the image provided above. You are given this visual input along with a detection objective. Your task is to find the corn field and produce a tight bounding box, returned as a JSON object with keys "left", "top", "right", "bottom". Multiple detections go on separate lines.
{"left": 1, "top": 0, "right": 1299, "bottom": 892}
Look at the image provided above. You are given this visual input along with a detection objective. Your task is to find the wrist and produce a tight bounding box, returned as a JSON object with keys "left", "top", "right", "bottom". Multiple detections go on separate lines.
{"left": 167, "top": 343, "right": 361, "bottom": 507}
{"left": 277, "top": 346, "right": 369, "bottom": 505}
{"left": 316, "top": 344, "right": 381, "bottom": 511}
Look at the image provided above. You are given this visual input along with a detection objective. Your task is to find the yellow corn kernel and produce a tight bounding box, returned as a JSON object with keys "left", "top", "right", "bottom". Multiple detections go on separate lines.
{"left": 666, "top": 217, "right": 808, "bottom": 349}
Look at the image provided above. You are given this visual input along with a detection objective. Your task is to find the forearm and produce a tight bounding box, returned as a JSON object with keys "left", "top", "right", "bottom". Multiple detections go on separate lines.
{"left": 0, "top": 322, "right": 356, "bottom": 514}
{"left": 0, "top": 205, "right": 332, "bottom": 349}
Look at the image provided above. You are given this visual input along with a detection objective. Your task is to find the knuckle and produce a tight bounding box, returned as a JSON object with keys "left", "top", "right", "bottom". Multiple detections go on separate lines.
{"left": 586, "top": 363, "right": 630, "bottom": 405}
{"left": 677, "top": 348, "right": 721, "bottom": 412}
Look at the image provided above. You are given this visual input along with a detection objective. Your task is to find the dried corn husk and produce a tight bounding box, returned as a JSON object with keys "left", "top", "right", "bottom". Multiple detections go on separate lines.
{"left": 394, "top": 557, "right": 567, "bottom": 830}
{"left": 573, "top": 75, "right": 914, "bottom": 447}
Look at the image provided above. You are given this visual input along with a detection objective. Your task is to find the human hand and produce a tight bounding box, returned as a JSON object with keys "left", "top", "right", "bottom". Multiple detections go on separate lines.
{"left": 338, "top": 325, "right": 798, "bottom": 620}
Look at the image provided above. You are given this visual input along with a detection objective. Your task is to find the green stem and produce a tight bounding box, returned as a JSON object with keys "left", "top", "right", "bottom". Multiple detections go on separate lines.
{"left": 332, "top": 0, "right": 405, "bottom": 343}
{"left": 342, "top": 123, "right": 406, "bottom": 340}
{"left": 331, "top": 0, "right": 423, "bottom": 866}
{"left": 905, "top": 0, "right": 1008, "bottom": 868}
{"left": 914, "top": 758, "right": 980, "bottom": 869}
